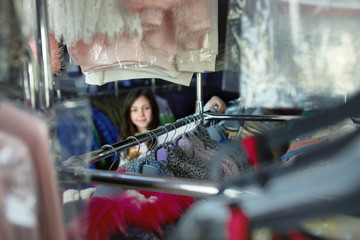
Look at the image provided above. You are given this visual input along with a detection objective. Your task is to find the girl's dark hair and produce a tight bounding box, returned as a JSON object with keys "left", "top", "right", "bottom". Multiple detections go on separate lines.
{"left": 120, "top": 88, "right": 160, "bottom": 140}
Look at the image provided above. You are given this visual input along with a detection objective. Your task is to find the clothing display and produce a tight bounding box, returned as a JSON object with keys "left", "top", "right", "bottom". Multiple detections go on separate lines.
{"left": 3, "top": 0, "right": 360, "bottom": 239}
{"left": 47, "top": 0, "right": 218, "bottom": 86}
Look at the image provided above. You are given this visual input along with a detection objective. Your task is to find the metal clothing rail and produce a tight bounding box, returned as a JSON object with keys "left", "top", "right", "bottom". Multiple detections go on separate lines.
{"left": 59, "top": 166, "right": 219, "bottom": 198}
{"left": 62, "top": 113, "right": 203, "bottom": 167}
{"left": 204, "top": 112, "right": 302, "bottom": 122}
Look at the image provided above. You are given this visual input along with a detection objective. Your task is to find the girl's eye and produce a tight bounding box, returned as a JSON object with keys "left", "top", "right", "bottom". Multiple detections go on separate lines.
{"left": 131, "top": 109, "right": 137, "bottom": 112}
{"left": 144, "top": 106, "right": 150, "bottom": 110}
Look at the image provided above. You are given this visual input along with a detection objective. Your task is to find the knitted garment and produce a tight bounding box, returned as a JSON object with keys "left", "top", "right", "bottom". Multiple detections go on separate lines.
{"left": 193, "top": 125, "right": 220, "bottom": 150}
{"left": 176, "top": 132, "right": 239, "bottom": 180}
{"left": 165, "top": 143, "right": 209, "bottom": 180}
{"left": 119, "top": 149, "right": 174, "bottom": 177}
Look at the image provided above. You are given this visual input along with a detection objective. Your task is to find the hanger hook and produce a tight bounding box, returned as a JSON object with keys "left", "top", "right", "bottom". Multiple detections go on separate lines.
{"left": 149, "top": 130, "right": 158, "bottom": 151}
{"left": 186, "top": 116, "right": 194, "bottom": 131}
{"left": 126, "top": 136, "right": 141, "bottom": 171}
{"left": 101, "top": 144, "right": 118, "bottom": 170}
{"left": 157, "top": 125, "right": 169, "bottom": 143}
{"left": 143, "top": 131, "right": 155, "bottom": 154}
{"left": 179, "top": 118, "right": 188, "bottom": 134}
{"left": 165, "top": 122, "right": 177, "bottom": 141}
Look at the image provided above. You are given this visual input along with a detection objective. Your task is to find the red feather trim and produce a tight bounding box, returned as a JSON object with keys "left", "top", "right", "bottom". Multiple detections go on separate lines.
{"left": 68, "top": 190, "right": 196, "bottom": 240}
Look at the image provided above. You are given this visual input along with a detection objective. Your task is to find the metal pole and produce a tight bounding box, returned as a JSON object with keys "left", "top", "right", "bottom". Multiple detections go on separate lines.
{"left": 59, "top": 167, "right": 220, "bottom": 198}
{"left": 63, "top": 113, "right": 202, "bottom": 166}
{"left": 33, "top": 0, "right": 54, "bottom": 109}
{"left": 195, "top": 73, "right": 203, "bottom": 114}
{"left": 203, "top": 112, "right": 302, "bottom": 122}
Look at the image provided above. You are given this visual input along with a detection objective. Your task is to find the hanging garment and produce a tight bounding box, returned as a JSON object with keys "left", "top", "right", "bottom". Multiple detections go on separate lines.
{"left": 84, "top": 65, "right": 195, "bottom": 86}
{"left": 118, "top": 144, "right": 174, "bottom": 177}
{"left": 155, "top": 95, "right": 175, "bottom": 125}
{"left": 90, "top": 96, "right": 124, "bottom": 132}
{"left": 67, "top": 189, "right": 196, "bottom": 240}
{"left": 47, "top": 0, "right": 142, "bottom": 46}
{"left": 118, "top": 142, "right": 150, "bottom": 167}
{"left": 176, "top": 131, "right": 240, "bottom": 180}
{"left": 55, "top": 100, "right": 94, "bottom": 162}
{"left": 65, "top": 0, "right": 214, "bottom": 86}
{"left": 175, "top": 0, "right": 218, "bottom": 73}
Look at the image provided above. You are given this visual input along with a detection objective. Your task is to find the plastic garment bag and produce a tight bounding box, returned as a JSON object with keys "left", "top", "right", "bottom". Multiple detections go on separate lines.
{"left": 223, "top": 0, "right": 360, "bottom": 110}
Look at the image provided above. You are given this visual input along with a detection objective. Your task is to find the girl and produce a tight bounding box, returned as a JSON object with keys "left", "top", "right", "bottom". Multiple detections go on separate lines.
{"left": 118, "top": 88, "right": 226, "bottom": 166}
{"left": 119, "top": 88, "right": 160, "bottom": 165}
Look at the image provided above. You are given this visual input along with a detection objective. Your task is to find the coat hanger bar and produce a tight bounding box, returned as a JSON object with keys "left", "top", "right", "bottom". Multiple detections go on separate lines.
{"left": 63, "top": 113, "right": 202, "bottom": 167}
{"left": 59, "top": 166, "right": 219, "bottom": 198}
{"left": 203, "top": 112, "right": 302, "bottom": 122}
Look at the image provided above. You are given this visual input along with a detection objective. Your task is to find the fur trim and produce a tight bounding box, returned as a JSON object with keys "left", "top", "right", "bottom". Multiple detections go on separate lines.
{"left": 28, "top": 33, "right": 64, "bottom": 75}
{"left": 68, "top": 190, "right": 196, "bottom": 240}
{"left": 49, "top": 33, "right": 64, "bottom": 75}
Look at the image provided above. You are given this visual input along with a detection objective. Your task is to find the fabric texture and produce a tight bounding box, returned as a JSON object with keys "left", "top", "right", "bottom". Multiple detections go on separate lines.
{"left": 47, "top": 0, "right": 142, "bottom": 46}
{"left": 67, "top": 190, "right": 196, "bottom": 240}
{"left": 63, "top": 0, "right": 215, "bottom": 86}
{"left": 165, "top": 143, "right": 209, "bottom": 180}
{"left": 176, "top": 132, "right": 240, "bottom": 180}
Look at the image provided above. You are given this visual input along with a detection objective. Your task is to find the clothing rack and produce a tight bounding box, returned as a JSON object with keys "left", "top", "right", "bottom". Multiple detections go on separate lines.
{"left": 60, "top": 111, "right": 223, "bottom": 198}
{"left": 63, "top": 112, "right": 202, "bottom": 167}
{"left": 30, "top": 0, "right": 299, "bottom": 199}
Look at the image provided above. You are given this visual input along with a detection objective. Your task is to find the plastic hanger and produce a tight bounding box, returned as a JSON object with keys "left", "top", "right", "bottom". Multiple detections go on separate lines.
{"left": 156, "top": 126, "right": 169, "bottom": 162}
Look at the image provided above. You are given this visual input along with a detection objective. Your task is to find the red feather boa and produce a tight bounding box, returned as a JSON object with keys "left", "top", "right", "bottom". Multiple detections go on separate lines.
{"left": 68, "top": 189, "right": 196, "bottom": 240}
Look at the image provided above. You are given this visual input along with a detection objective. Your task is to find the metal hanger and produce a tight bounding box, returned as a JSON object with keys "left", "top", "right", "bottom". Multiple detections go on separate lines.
{"left": 126, "top": 135, "right": 141, "bottom": 171}
{"left": 101, "top": 144, "right": 118, "bottom": 170}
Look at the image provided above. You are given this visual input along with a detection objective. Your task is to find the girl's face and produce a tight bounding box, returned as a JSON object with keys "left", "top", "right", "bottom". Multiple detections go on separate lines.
{"left": 130, "top": 96, "right": 153, "bottom": 133}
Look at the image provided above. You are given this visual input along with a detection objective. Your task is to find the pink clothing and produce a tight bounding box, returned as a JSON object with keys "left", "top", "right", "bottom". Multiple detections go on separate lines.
{"left": 67, "top": 0, "right": 211, "bottom": 73}
{"left": 69, "top": 10, "right": 177, "bottom": 72}
{"left": 122, "top": 0, "right": 172, "bottom": 12}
